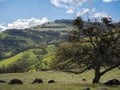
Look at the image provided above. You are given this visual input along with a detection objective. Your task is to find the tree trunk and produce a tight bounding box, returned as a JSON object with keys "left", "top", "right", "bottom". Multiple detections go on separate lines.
{"left": 92, "top": 67, "right": 101, "bottom": 83}
{"left": 92, "top": 74, "right": 101, "bottom": 83}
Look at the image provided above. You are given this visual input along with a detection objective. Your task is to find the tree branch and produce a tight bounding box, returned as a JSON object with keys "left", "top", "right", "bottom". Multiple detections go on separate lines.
{"left": 61, "top": 66, "right": 91, "bottom": 74}
{"left": 101, "top": 63, "right": 120, "bottom": 75}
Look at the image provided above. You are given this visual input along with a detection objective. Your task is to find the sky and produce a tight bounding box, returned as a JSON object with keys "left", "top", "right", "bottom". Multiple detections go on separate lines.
{"left": 0, "top": 0, "right": 120, "bottom": 31}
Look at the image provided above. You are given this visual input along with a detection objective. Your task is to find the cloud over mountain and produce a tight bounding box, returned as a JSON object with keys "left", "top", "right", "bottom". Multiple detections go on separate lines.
{"left": 0, "top": 25, "right": 7, "bottom": 31}
{"left": 0, "top": 17, "right": 49, "bottom": 31}
{"left": 8, "top": 17, "right": 49, "bottom": 29}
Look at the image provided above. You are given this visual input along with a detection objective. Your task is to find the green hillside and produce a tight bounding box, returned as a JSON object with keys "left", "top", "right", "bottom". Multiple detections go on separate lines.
{"left": 0, "top": 48, "right": 42, "bottom": 73}
{"left": 0, "top": 45, "right": 56, "bottom": 73}
{"left": 0, "top": 48, "right": 40, "bottom": 67}
{"left": 0, "top": 20, "right": 72, "bottom": 60}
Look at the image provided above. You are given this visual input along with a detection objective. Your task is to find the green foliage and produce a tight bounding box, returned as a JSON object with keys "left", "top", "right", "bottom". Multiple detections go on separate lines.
{"left": 52, "top": 17, "right": 120, "bottom": 83}
{"left": 51, "top": 42, "right": 83, "bottom": 70}
{"left": 32, "top": 45, "right": 56, "bottom": 71}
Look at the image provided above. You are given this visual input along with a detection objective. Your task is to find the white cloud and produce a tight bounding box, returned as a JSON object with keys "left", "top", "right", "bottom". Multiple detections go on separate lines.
{"left": 77, "top": 8, "right": 90, "bottom": 16}
{"left": 8, "top": 17, "right": 49, "bottom": 29}
{"left": 51, "top": 0, "right": 61, "bottom": 7}
{"left": 92, "top": 8, "right": 96, "bottom": 12}
{"left": 93, "top": 12, "right": 108, "bottom": 18}
{"left": 0, "top": 17, "right": 49, "bottom": 31}
{"left": 103, "top": 0, "right": 118, "bottom": 2}
{"left": 66, "top": 8, "right": 74, "bottom": 14}
{"left": 50, "top": 0, "right": 94, "bottom": 15}
{"left": 50, "top": 0, "right": 118, "bottom": 21}
{"left": 50, "top": 0, "right": 94, "bottom": 6}
{"left": 0, "top": 25, "right": 7, "bottom": 31}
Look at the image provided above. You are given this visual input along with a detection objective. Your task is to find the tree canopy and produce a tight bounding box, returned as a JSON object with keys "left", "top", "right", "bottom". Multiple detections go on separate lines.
{"left": 52, "top": 17, "right": 120, "bottom": 83}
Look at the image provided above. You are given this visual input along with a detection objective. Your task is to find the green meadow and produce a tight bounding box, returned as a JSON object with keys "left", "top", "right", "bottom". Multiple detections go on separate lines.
{"left": 0, "top": 68, "right": 119, "bottom": 90}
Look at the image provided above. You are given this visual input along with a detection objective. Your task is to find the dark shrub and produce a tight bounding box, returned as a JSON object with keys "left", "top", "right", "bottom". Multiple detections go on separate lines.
{"left": 82, "top": 78, "right": 87, "bottom": 81}
{"left": 82, "top": 87, "right": 90, "bottom": 90}
{"left": 104, "top": 79, "right": 120, "bottom": 86}
{"left": 0, "top": 80, "right": 6, "bottom": 83}
{"left": 48, "top": 80, "right": 55, "bottom": 83}
{"left": 32, "top": 78, "right": 43, "bottom": 84}
{"left": 8, "top": 79, "right": 23, "bottom": 85}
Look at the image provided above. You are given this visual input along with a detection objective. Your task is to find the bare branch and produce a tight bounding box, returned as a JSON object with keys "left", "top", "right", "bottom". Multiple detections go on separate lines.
{"left": 101, "top": 63, "right": 120, "bottom": 75}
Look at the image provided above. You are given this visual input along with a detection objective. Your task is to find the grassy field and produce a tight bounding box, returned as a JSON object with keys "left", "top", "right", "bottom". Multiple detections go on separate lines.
{"left": 0, "top": 68, "right": 120, "bottom": 90}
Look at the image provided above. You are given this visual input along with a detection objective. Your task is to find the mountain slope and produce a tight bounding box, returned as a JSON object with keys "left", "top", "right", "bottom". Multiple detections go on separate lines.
{"left": 0, "top": 48, "right": 41, "bottom": 68}
{"left": 0, "top": 20, "right": 72, "bottom": 60}
{"left": 0, "top": 45, "right": 56, "bottom": 72}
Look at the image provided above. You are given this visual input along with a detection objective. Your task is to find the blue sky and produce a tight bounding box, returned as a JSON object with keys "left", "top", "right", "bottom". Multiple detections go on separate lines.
{"left": 0, "top": 0, "right": 120, "bottom": 31}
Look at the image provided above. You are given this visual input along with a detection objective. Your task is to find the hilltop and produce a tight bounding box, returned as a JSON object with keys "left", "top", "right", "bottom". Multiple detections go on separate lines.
{"left": 0, "top": 19, "right": 73, "bottom": 60}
